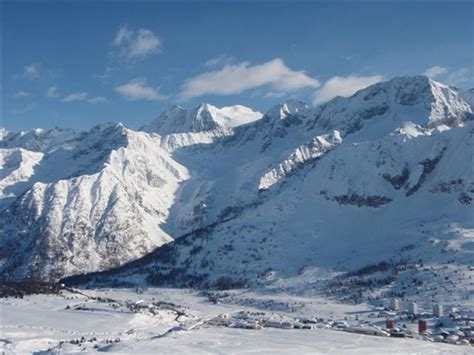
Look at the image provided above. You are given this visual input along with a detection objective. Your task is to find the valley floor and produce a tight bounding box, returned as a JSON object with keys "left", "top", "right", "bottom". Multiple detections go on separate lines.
{"left": 1, "top": 287, "right": 472, "bottom": 354}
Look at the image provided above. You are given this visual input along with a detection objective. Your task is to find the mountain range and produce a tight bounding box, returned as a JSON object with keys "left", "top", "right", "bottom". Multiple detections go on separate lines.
{"left": 1, "top": 76, "right": 473, "bottom": 301}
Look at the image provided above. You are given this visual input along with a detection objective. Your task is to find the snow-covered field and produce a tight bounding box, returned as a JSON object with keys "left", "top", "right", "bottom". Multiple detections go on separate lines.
{"left": 1, "top": 287, "right": 472, "bottom": 354}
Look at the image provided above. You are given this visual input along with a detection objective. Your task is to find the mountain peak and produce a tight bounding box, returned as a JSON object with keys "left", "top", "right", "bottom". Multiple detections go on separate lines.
{"left": 142, "top": 103, "right": 262, "bottom": 135}
{"left": 0, "top": 127, "right": 9, "bottom": 139}
{"left": 306, "top": 75, "right": 472, "bottom": 142}
{"left": 265, "top": 99, "right": 309, "bottom": 120}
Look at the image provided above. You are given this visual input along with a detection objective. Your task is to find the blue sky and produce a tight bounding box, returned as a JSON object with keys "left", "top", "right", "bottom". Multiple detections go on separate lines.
{"left": 2, "top": 1, "right": 473, "bottom": 132}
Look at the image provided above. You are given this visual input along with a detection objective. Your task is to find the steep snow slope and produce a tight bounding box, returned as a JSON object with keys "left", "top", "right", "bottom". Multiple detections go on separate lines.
{"left": 158, "top": 128, "right": 234, "bottom": 153}
{"left": 0, "top": 148, "right": 44, "bottom": 210}
{"left": 258, "top": 130, "right": 342, "bottom": 190}
{"left": 0, "top": 123, "right": 189, "bottom": 281}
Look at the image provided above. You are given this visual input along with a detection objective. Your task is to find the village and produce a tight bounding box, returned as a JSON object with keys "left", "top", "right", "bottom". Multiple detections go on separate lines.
{"left": 59, "top": 288, "right": 474, "bottom": 349}
{"left": 186, "top": 298, "right": 474, "bottom": 347}
{"left": 1, "top": 284, "right": 473, "bottom": 353}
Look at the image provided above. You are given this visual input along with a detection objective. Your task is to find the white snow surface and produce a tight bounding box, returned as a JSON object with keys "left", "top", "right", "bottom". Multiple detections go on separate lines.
{"left": 1, "top": 288, "right": 471, "bottom": 354}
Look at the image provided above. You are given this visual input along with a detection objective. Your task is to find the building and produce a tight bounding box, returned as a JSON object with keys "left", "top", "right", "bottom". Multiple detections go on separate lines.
{"left": 433, "top": 304, "right": 444, "bottom": 318}
{"left": 408, "top": 302, "right": 418, "bottom": 315}
{"left": 418, "top": 319, "right": 427, "bottom": 333}
{"left": 389, "top": 298, "right": 400, "bottom": 311}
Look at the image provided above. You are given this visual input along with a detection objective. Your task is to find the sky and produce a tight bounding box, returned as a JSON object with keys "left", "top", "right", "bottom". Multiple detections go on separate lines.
{"left": 2, "top": 1, "right": 473, "bottom": 132}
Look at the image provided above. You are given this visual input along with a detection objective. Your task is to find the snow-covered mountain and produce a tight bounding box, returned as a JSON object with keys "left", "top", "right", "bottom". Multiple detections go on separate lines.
{"left": 1, "top": 76, "right": 473, "bottom": 298}
{"left": 265, "top": 99, "right": 309, "bottom": 120}
{"left": 159, "top": 76, "right": 472, "bottom": 236}
{"left": 141, "top": 103, "right": 262, "bottom": 152}
{"left": 0, "top": 123, "right": 189, "bottom": 281}
{"left": 0, "top": 128, "right": 9, "bottom": 140}
{"left": 65, "top": 123, "right": 474, "bottom": 295}
{"left": 141, "top": 103, "right": 262, "bottom": 135}
{"left": 0, "top": 127, "right": 77, "bottom": 153}
{"left": 0, "top": 148, "right": 44, "bottom": 210}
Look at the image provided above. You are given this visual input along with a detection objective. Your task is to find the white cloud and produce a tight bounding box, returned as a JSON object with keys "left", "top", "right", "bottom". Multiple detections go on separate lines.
{"left": 63, "top": 92, "right": 88, "bottom": 102}
{"left": 204, "top": 55, "right": 233, "bottom": 68}
{"left": 14, "top": 90, "right": 32, "bottom": 98}
{"left": 423, "top": 66, "right": 448, "bottom": 79}
{"left": 114, "top": 26, "right": 161, "bottom": 61}
{"left": 87, "top": 96, "right": 107, "bottom": 104}
{"left": 263, "top": 91, "right": 286, "bottom": 99}
{"left": 423, "top": 66, "right": 471, "bottom": 87}
{"left": 444, "top": 68, "right": 470, "bottom": 87}
{"left": 115, "top": 79, "right": 167, "bottom": 101}
{"left": 313, "top": 75, "right": 383, "bottom": 104}
{"left": 62, "top": 92, "right": 107, "bottom": 104}
{"left": 94, "top": 67, "right": 113, "bottom": 81}
{"left": 47, "top": 86, "right": 59, "bottom": 98}
{"left": 179, "top": 58, "right": 319, "bottom": 100}
{"left": 22, "top": 63, "right": 40, "bottom": 79}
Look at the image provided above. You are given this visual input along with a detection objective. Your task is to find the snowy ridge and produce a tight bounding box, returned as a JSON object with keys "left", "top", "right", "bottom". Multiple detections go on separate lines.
{"left": 0, "top": 127, "right": 77, "bottom": 153}
{"left": 307, "top": 76, "right": 471, "bottom": 140}
{"left": 258, "top": 130, "right": 342, "bottom": 190}
{"left": 159, "top": 127, "right": 234, "bottom": 152}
